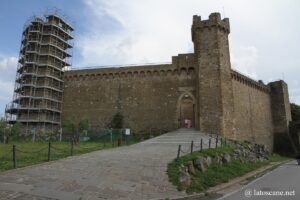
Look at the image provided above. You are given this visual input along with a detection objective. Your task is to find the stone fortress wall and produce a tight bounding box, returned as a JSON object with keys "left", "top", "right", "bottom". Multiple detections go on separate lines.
{"left": 62, "top": 13, "right": 291, "bottom": 151}
{"left": 231, "top": 71, "right": 274, "bottom": 149}
{"left": 63, "top": 54, "right": 196, "bottom": 134}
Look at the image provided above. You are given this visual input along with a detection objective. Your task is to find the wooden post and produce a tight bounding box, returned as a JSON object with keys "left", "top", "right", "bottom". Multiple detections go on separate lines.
{"left": 47, "top": 142, "right": 51, "bottom": 162}
{"left": 200, "top": 138, "right": 203, "bottom": 152}
{"left": 70, "top": 140, "right": 74, "bottom": 156}
{"left": 177, "top": 145, "right": 181, "bottom": 160}
{"left": 12, "top": 144, "right": 16, "bottom": 169}
{"left": 190, "top": 141, "right": 194, "bottom": 154}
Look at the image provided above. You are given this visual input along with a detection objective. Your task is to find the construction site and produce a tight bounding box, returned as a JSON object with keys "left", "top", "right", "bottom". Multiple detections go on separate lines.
{"left": 5, "top": 12, "right": 74, "bottom": 134}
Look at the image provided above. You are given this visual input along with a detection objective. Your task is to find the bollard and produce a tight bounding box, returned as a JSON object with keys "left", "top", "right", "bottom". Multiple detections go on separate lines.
{"left": 209, "top": 138, "right": 211, "bottom": 149}
{"left": 177, "top": 145, "right": 181, "bottom": 160}
{"left": 70, "top": 140, "right": 74, "bottom": 156}
{"left": 200, "top": 138, "right": 203, "bottom": 152}
{"left": 12, "top": 144, "right": 16, "bottom": 169}
{"left": 47, "top": 142, "right": 51, "bottom": 162}
{"left": 190, "top": 141, "right": 194, "bottom": 154}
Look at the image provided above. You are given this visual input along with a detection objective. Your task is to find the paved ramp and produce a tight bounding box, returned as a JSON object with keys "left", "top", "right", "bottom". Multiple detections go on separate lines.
{"left": 0, "top": 129, "right": 211, "bottom": 200}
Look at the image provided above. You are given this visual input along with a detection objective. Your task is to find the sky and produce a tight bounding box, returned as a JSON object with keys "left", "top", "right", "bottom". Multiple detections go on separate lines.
{"left": 0, "top": 0, "right": 299, "bottom": 116}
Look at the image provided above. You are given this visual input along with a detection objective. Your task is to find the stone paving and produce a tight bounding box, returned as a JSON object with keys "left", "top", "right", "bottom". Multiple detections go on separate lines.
{"left": 0, "top": 129, "right": 212, "bottom": 200}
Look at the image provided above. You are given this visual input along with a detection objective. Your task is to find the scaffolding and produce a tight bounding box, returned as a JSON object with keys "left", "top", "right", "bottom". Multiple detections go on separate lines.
{"left": 5, "top": 12, "right": 74, "bottom": 135}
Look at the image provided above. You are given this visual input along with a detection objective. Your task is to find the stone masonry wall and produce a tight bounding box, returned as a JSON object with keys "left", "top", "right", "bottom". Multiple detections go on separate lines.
{"left": 60, "top": 13, "right": 292, "bottom": 152}
{"left": 192, "top": 13, "right": 234, "bottom": 137}
{"left": 231, "top": 70, "right": 274, "bottom": 150}
{"left": 62, "top": 61, "right": 196, "bottom": 134}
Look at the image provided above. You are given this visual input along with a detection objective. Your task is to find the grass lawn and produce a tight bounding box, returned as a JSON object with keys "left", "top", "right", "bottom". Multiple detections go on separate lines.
{"left": 0, "top": 138, "right": 140, "bottom": 172}
{"left": 167, "top": 145, "right": 290, "bottom": 194}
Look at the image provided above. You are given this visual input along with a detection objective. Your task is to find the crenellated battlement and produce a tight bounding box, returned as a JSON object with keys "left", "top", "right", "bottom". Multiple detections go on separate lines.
{"left": 231, "top": 69, "right": 270, "bottom": 93}
{"left": 64, "top": 63, "right": 196, "bottom": 82}
{"left": 192, "top": 13, "right": 230, "bottom": 42}
{"left": 172, "top": 53, "right": 195, "bottom": 69}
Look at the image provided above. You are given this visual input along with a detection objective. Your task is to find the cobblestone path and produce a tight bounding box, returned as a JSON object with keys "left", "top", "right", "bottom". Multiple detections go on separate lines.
{"left": 0, "top": 129, "right": 211, "bottom": 200}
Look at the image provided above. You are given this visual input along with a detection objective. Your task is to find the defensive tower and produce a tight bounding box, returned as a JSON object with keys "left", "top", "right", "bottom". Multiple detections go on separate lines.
{"left": 192, "top": 13, "right": 234, "bottom": 137}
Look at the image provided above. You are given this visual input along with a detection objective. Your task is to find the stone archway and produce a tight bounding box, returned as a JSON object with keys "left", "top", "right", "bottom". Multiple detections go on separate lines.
{"left": 176, "top": 92, "right": 196, "bottom": 128}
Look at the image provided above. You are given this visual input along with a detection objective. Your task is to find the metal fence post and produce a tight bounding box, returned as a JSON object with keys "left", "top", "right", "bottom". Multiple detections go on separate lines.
{"left": 12, "top": 144, "right": 16, "bottom": 169}
{"left": 70, "top": 140, "right": 74, "bottom": 156}
{"left": 200, "top": 138, "right": 203, "bottom": 152}
{"left": 215, "top": 137, "right": 218, "bottom": 148}
{"left": 110, "top": 129, "right": 113, "bottom": 144}
{"left": 209, "top": 138, "right": 211, "bottom": 149}
{"left": 47, "top": 142, "right": 51, "bottom": 162}
{"left": 176, "top": 144, "right": 181, "bottom": 160}
{"left": 190, "top": 140, "right": 194, "bottom": 154}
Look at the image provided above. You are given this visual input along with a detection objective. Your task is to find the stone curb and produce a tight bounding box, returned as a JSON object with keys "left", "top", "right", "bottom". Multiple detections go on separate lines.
{"left": 169, "top": 159, "right": 292, "bottom": 200}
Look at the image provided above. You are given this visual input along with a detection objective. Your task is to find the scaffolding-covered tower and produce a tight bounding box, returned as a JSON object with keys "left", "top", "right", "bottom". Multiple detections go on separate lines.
{"left": 5, "top": 13, "right": 73, "bottom": 135}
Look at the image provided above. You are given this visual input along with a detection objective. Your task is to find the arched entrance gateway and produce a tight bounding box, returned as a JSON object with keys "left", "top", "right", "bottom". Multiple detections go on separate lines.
{"left": 177, "top": 92, "right": 196, "bottom": 128}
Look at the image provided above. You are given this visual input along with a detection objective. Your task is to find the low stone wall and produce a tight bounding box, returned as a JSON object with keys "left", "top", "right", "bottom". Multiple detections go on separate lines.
{"left": 178, "top": 142, "right": 269, "bottom": 189}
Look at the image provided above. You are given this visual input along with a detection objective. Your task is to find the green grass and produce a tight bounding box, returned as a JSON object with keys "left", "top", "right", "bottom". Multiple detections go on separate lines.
{"left": 0, "top": 138, "right": 140, "bottom": 172}
{"left": 0, "top": 132, "right": 159, "bottom": 172}
{"left": 167, "top": 145, "right": 289, "bottom": 194}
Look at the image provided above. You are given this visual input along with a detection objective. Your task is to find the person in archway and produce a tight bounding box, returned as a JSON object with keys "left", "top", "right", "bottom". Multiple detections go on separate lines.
{"left": 184, "top": 119, "right": 188, "bottom": 128}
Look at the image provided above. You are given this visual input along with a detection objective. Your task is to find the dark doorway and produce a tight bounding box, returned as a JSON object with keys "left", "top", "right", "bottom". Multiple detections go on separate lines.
{"left": 179, "top": 95, "right": 195, "bottom": 128}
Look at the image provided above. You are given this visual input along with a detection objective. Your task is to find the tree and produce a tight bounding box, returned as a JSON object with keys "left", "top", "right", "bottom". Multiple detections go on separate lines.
{"left": 111, "top": 112, "right": 124, "bottom": 129}
{"left": 291, "top": 103, "right": 300, "bottom": 122}
{"left": 0, "top": 121, "right": 21, "bottom": 143}
{"left": 63, "top": 117, "right": 77, "bottom": 142}
{"left": 11, "top": 122, "right": 21, "bottom": 139}
{"left": 0, "top": 119, "right": 6, "bottom": 143}
{"left": 63, "top": 117, "right": 90, "bottom": 143}
{"left": 78, "top": 118, "right": 89, "bottom": 134}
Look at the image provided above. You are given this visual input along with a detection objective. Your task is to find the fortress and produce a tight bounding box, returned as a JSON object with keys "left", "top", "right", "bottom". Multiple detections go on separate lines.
{"left": 6, "top": 13, "right": 292, "bottom": 151}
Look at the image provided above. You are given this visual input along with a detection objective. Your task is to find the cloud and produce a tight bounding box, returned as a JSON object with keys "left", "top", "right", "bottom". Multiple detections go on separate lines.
{"left": 76, "top": 0, "right": 205, "bottom": 67}
{"left": 289, "top": 80, "right": 300, "bottom": 104}
{"left": 0, "top": 54, "right": 18, "bottom": 113}
{"left": 231, "top": 46, "right": 259, "bottom": 79}
{"left": 0, "top": 56, "right": 18, "bottom": 71}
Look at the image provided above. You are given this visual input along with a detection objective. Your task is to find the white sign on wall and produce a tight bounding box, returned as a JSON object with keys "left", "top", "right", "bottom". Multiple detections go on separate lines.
{"left": 125, "top": 128, "right": 131, "bottom": 135}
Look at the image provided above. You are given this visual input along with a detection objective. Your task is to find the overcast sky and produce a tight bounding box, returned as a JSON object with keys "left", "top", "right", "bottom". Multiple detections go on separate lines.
{"left": 0, "top": 0, "right": 299, "bottom": 116}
